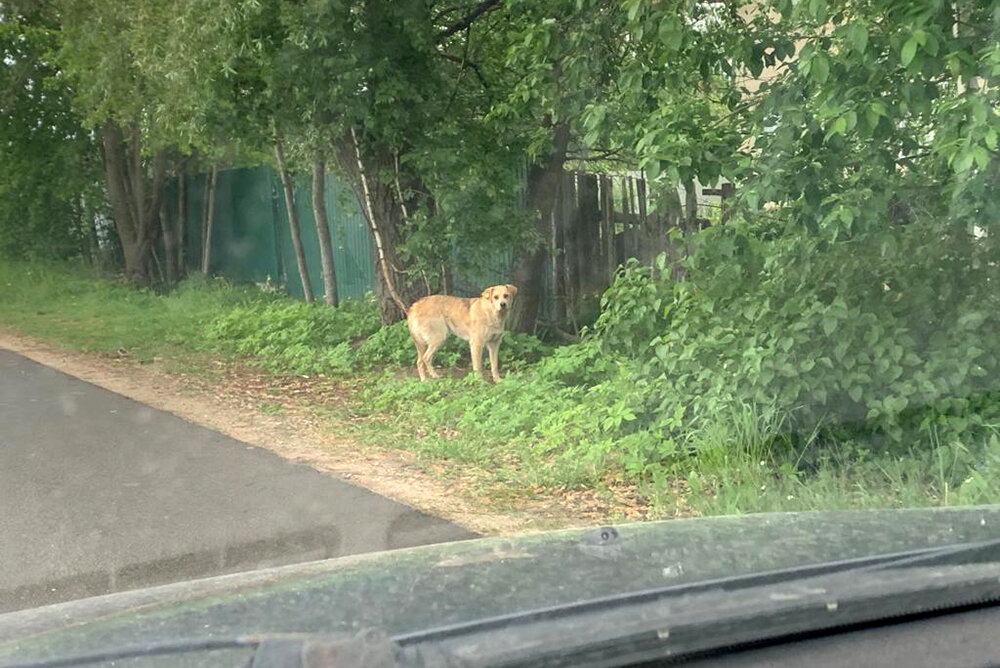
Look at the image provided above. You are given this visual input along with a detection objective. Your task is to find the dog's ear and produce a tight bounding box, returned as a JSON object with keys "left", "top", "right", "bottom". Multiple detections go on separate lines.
{"left": 481, "top": 286, "right": 494, "bottom": 300}
{"left": 506, "top": 284, "right": 518, "bottom": 298}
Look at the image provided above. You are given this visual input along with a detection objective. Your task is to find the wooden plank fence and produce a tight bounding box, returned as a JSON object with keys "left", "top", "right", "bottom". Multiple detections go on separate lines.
{"left": 539, "top": 170, "right": 733, "bottom": 328}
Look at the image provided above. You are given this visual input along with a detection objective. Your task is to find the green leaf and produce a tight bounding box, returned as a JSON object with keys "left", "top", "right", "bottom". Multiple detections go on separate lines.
{"left": 846, "top": 23, "right": 868, "bottom": 53}
{"left": 843, "top": 110, "right": 857, "bottom": 132}
{"left": 973, "top": 145, "right": 990, "bottom": 170}
{"left": 822, "top": 316, "right": 838, "bottom": 336}
{"left": 985, "top": 129, "right": 997, "bottom": 150}
{"left": 645, "top": 160, "right": 661, "bottom": 181}
{"left": 848, "top": 385, "right": 863, "bottom": 402}
{"left": 971, "top": 99, "right": 987, "bottom": 126}
{"left": 658, "top": 17, "right": 683, "bottom": 51}
{"left": 811, "top": 54, "right": 829, "bottom": 84}
{"left": 839, "top": 207, "right": 854, "bottom": 226}
{"left": 808, "top": 0, "right": 827, "bottom": 22}
{"left": 865, "top": 106, "right": 880, "bottom": 130}
{"left": 923, "top": 33, "right": 939, "bottom": 56}
{"left": 958, "top": 311, "right": 985, "bottom": 328}
{"left": 884, "top": 395, "right": 909, "bottom": 414}
{"left": 901, "top": 37, "right": 918, "bottom": 67}
{"left": 626, "top": 0, "right": 643, "bottom": 22}
{"left": 953, "top": 149, "right": 974, "bottom": 173}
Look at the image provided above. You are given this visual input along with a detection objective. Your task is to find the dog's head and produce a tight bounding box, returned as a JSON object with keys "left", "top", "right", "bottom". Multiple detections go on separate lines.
{"left": 481, "top": 284, "right": 517, "bottom": 314}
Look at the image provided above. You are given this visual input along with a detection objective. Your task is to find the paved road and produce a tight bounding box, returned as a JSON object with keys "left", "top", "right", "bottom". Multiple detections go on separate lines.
{"left": 0, "top": 350, "right": 474, "bottom": 613}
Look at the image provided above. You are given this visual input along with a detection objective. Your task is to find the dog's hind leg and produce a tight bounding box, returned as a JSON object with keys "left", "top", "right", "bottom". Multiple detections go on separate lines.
{"left": 421, "top": 330, "right": 446, "bottom": 379}
{"left": 412, "top": 337, "right": 429, "bottom": 381}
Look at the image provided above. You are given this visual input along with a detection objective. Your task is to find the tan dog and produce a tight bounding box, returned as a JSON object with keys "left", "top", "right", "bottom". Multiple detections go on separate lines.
{"left": 407, "top": 284, "right": 518, "bottom": 382}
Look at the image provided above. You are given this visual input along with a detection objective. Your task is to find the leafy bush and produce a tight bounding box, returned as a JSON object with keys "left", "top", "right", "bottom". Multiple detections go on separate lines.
{"left": 498, "top": 332, "right": 555, "bottom": 370}
{"left": 355, "top": 321, "right": 420, "bottom": 368}
{"left": 587, "top": 217, "right": 1000, "bottom": 465}
{"left": 204, "top": 295, "right": 381, "bottom": 375}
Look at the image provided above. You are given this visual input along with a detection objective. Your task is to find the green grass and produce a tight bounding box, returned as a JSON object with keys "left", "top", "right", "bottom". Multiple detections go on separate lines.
{"left": 4, "top": 259, "right": 999, "bottom": 521}
{"left": 351, "top": 374, "right": 996, "bottom": 519}
{"left": 258, "top": 402, "right": 285, "bottom": 415}
{"left": 0, "top": 260, "right": 260, "bottom": 361}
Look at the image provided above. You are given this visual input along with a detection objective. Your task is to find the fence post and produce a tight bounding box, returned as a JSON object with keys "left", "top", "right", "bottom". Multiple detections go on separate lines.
{"left": 558, "top": 172, "right": 577, "bottom": 326}
{"left": 636, "top": 176, "right": 650, "bottom": 265}
{"left": 721, "top": 182, "right": 735, "bottom": 223}
{"left": 604, "top": 176, "right": 617, "bottom": 282}
{"left": 201, "top": 165, "right": 218, "bottom": 274}
{"left": 577, "top": 173, "right": 601, "bottom": 297}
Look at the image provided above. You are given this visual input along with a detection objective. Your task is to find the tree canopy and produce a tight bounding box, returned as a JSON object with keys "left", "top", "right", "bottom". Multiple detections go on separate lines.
{"left": 3, "top": 0, "right": 997, "bottom": 305}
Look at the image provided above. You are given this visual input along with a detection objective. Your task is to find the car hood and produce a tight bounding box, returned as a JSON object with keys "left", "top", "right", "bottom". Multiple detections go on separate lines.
{"left": 3, "top": 506, "right": 1000, "bottom": 664}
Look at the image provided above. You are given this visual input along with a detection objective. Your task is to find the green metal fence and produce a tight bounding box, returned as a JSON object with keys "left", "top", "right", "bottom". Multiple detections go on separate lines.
{"left": 166, "top": 164, "right": 517, "bottom": 302}
{"left": 166, "top": 165, "right": 377, "bottom": 301}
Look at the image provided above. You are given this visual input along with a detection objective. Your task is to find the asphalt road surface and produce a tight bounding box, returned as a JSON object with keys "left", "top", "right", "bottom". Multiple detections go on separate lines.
{"left": 0, "top": 349, "right": 474, "bottom": 613}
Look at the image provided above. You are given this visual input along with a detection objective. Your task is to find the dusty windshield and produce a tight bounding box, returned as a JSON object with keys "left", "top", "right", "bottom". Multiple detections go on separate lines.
{"left": 1, "top": 0, "right": 999, "bottom": 620}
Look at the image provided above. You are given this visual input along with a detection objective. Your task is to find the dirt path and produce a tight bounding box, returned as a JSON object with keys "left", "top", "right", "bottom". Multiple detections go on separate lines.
{"left": 0, "top": 331, "right": 632, "bottom": 535}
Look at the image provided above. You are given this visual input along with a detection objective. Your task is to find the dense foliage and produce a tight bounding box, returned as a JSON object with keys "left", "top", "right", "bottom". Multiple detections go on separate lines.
{"left": 0, "top": 17, "right": 104, "bottom": 260}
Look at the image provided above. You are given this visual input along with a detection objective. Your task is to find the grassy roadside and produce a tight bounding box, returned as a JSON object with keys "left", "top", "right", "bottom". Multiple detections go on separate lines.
{"left": 2, "top": 260, "right": 993, "bottom": 520}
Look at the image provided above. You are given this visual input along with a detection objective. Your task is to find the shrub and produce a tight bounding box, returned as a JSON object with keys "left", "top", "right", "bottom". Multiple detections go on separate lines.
{"left": 355, "top": 321, "right": 422, "bottom": 368}
{"left": 588, "top": 217, "right": 1000, "bottom": 464}
{"left": 204, "top": 295, "right": 381, "bottom": 375}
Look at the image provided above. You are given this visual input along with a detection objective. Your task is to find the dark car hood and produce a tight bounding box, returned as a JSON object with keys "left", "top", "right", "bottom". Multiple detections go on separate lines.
{"left": 3, "top": 506, "right": 1000, "bottom": 664}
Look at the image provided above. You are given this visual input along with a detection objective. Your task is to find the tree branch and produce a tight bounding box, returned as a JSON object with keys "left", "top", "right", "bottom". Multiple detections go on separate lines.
{"left": 436, "top": 0, "right": 503, "bottom": 42}
{"left": 431, "top": 2, "right": 472, "bottom": 23}
{"left": 895, "top": 151, "right": 932, "bottom": 164}
{"left": 437, "top": 50, "right": 489, "bottom": 89}
{"left": 566, "top": 148, "right": 630, "bottom": 163}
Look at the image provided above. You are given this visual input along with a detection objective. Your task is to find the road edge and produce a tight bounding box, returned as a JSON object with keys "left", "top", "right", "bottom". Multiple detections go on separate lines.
{"left": 0, "top": 330, "right": 541, "bottom": 536}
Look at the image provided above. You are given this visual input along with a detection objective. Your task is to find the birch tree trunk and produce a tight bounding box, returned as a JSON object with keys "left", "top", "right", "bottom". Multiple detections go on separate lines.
{"left": 312, "top": 157, "right": 340, "bottom": 307}
{"left": 274, "top": 139, "right": 315, "bottom": 303}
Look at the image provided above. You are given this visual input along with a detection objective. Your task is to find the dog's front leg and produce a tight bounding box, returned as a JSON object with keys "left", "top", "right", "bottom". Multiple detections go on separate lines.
{"left": 486, "top": 340, "right": 501, "bottom": 382}
{"left": 469, "top": 338, "right": 485, "bottom": 379}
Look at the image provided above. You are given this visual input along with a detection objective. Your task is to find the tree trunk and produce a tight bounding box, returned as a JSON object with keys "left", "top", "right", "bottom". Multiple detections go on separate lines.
{"left": 176, "top": 171, "right": 186, "bottom": 276}
{"left": 361, "top": 170, "right": 421, "bottom": 323}
{"left": 311, "top": 158, "right": 340, "bottom": 307}
{"left": 160, "top": 201, "right": 177, "bottom": 284}
{"left": 511, "top": 122, "right": 571, "bottom": 334}
{"left": 99, "top": 119, "right": 165, "bottom": 284}
{"left": 150, "top": 215, "right": 165, "bottom": 284}
{"left": 201, "top": 165, "right": 218, "bottom": 274}
{"left": 274, "top": 139, "right": 315, "bottom": 303}
{"left": 334, "top": 128, "right": 423, "bottom": 324}
{"left": 684, "top": 179, "right": 699, "bottom": 231}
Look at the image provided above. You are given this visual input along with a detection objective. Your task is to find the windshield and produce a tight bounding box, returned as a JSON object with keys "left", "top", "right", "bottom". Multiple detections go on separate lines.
{"left": 1, "top": 0, "right": 999, "bottom": 652}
